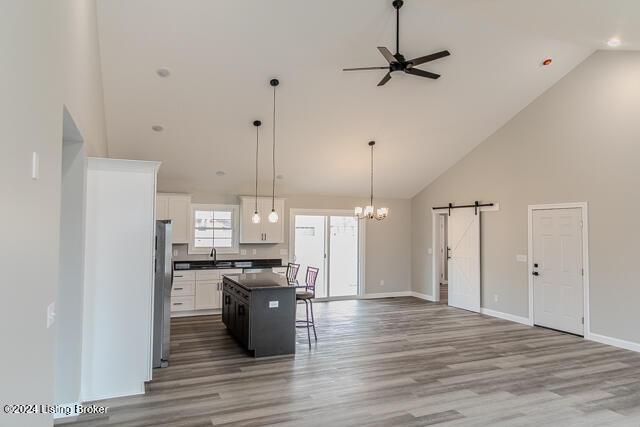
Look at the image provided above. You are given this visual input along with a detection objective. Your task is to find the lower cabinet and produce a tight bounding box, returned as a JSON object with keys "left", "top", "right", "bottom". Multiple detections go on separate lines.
{"left": 172, "top": 268, "right": 243, "bottom": 315}
{"left": 195, "top": 282, "right": 222, "bottom": 310}
{"left": 222, "top": 276, "right": 296, "bottom": 357}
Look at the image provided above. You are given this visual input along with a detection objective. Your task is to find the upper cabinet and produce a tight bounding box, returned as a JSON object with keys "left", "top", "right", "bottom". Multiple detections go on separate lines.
{"left": 156, "top": 193, "right": 191, "bottom": 244}
{"left": 239, "top": 196, "right": 285, "bottom": 244}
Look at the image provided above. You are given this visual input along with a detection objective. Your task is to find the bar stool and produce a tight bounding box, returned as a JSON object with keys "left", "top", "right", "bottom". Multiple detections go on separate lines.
{"left": 286, "top": 262, "right": 300, "bottom": 285}
{"left": 296, "top": 266, "right": 318, "bottom": 348}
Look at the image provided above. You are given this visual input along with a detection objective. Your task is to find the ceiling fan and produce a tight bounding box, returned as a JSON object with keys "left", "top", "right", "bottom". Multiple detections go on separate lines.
{"left": 343, "top": 0, "right": 450, "bottom": 86}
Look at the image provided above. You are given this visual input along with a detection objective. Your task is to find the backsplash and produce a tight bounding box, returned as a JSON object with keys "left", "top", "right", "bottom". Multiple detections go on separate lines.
{"left": 172, "top": 243, "right": 288, "bottom": 263}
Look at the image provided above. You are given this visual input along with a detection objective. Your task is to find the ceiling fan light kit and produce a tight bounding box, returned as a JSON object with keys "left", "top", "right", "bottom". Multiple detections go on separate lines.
{"left": 343, "top": 0, "right": 451, "bottom": 86}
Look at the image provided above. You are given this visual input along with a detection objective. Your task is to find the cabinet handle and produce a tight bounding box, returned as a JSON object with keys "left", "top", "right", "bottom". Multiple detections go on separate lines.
{"left": 174, "top": 287, "right": 183, "bottom": 290}
{"left": 173, "top": 302, "right": 183, "bottom": 306}
{"left": 174, "top": 275, "right": 183, "bottom": 278}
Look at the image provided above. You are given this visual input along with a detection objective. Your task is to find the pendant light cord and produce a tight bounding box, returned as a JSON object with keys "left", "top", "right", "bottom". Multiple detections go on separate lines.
{"left": 255, "top": 125, "right": 259, "bottom": 213}
{"left": 272, "top": 85, "right": 276, "bottom": 211}
{"left": 370, "top": 143, "right": 374, "bottom": 206}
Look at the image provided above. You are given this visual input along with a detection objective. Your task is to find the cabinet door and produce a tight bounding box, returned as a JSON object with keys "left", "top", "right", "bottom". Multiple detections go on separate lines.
{"left": 195, "top": 282, "right": 217, "bottom": 310}
{"left": 261, "top": 198, "right": 285, "bottom": 243}
{"left": 239, "top": 197, "right": 262, "bottom": 244}
{"left": 237, "top": 301, "right": 249, "bottom": 348}
{"left": 168, "top": 195, "right": 191, "bottom": 244}
{"left": 156, "top": 195, "right": 169, "bottom": 220}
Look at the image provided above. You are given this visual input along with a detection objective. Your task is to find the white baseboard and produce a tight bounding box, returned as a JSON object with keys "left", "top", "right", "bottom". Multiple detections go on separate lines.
{"left": 411, "top": 291, "right": 436, "bottom": 302}
{"left": 81, "top": 387, "right": 145, "bottom": 403}
{"left": 588, "top": 332, "right": 640, "bottom": 353}
{"left": 480, "top": 308, "right": 532, "bottom": 326}
{"left": 171, "top": 309, "right": 220, "bottom": 318}
{"left": 362, "top": 291, "right": 412, "bottom": 299}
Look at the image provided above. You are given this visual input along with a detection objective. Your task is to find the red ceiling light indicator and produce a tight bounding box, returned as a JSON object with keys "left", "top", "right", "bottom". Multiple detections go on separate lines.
{"left": 542, "top": 58, "right": 553, "bottom": 66}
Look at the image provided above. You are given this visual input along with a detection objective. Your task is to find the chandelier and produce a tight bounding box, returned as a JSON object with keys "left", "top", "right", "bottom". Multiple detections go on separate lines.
{"left": 354, "top": 141, "right": 388, "bottom": 221}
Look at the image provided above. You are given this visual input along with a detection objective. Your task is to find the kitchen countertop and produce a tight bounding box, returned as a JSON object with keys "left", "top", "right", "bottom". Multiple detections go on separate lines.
{"left": 223, "top": 272, "right": 292, "bottom": 290}
{"left": 174, "top": 258, "right": 285, "bottom": 270}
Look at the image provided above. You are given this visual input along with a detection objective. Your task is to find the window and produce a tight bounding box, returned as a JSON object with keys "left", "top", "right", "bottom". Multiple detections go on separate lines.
{"left": 188, "top": 204, "right": 239, "bottom": 254}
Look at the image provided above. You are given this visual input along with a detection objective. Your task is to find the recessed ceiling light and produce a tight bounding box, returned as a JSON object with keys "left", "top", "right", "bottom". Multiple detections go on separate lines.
{"left": 151, "top": 125, "right": 164, "bottom": 132}
{"left": 156, "top": 67, "right": 171, "bottom": 78}
{"left": 216, "top": 171, "right": 226, "bottom": 176}
{"left": 607, "top": 38, "right": 621, "bottom": 47}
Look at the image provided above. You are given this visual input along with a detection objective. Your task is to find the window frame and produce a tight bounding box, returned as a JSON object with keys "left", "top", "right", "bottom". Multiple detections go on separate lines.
{"left": 188, "top": 203, "right": 240, "bottom": 255}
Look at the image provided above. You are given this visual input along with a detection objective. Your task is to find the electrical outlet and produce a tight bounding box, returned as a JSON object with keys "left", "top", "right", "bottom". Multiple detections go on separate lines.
{"left": 173, "top": 249, "right": 179, "bottom": 257}
{"left": 240, "top": 249, "right": 247, "bottom": 255}
{"left": 494, "top": 294, "right": 499, "bottom": 303}
{"left": 47, "top": 302, "right": 55, "bottom": 328}
{"left": 380, "top": 280, "right": 385, "bottom": 287}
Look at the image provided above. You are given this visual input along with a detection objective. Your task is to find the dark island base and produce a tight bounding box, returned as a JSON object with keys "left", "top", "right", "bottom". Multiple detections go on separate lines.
{"left": 222, "top": 273, "right": 296, "bottom": 357}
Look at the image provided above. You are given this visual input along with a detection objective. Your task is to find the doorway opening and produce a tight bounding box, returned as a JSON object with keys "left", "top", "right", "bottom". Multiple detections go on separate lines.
{"left": 528, "top": 203, "right": 590, "bottom": 337}
{"left": 435, "top": 213, "right": 448, "bottom": 304}
{"left": 290, "top": 209, "right": 364, "bottom": 300}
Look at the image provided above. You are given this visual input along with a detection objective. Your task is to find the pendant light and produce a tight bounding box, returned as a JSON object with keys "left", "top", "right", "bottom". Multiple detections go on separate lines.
{"left": 355, "top": 141, "right": 388, "bottom": 221}
{"left": 268, "top": 78, "right": 280, "bottom": 223}
{"left": 251, "top": 120, "right": 262, "bottom": 224}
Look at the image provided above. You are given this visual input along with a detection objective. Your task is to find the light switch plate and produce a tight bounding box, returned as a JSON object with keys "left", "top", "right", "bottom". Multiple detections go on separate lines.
{"left": 46, "top": 302, "right": 55, "bottom": 328}
{"left": 173, "top": 249, "right": 179, "bottom": 257}
{"left": 32, "top": 152, "right": 39, "bottom": 180}
{"left": 427, "top": 248, "right": 433, "bottom": 255}
{"left": 240, "top": 249, "right": 247, "bottom": 255}
{"left": 516, "top": 254, "right": 528, "bottom": 263}
{"left": 252, "top": 249, "right": 257, "bottom": 255}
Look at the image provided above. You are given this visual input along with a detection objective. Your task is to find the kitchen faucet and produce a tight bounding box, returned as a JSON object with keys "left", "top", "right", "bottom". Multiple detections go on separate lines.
{"left": 209, "top": 247, "right": 217, "bottom": 265}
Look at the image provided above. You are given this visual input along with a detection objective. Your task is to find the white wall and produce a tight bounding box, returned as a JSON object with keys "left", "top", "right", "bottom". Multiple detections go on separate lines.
{"left": 82, "top": 158, "right": 159, "bottom": 401}
{"left": 56, "top": 134, "right": 87, "bottom": 405}
{"left": 411, "top": 51, "right": 640, "bottom": 345}
{"left": 1, "top": 2, "right": 107, "bottom": 423}
{"left": 169, "top": 192, "right": 413, "bottom": 295}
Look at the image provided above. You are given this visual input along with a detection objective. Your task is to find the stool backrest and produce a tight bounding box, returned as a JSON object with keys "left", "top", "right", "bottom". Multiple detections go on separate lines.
{"left": 305, "top": 266, "right": 319, "bottom": 296}
{"left": 286, "top": 262, "right": 300, "bottom": 284}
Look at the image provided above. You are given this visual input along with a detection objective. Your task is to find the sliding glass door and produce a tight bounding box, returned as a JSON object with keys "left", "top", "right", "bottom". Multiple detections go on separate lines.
{"left": 292, "top": 211, "right": 361, "bottom": 299}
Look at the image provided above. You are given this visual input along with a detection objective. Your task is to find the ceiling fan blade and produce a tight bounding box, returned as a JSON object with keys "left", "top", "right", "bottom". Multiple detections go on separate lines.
{"left": 343, "top": 66, "right": 389, "bottom": 71}
{"left": 377, "top": 72, "right": 391, "bottom": 86}
{"left": 409, "top": 50, "right": 451, "bottom": 67}
{"left": 377, "top": 47, "right": 396, "bottom": 64}
{"left": 405, "top": 68, "right": 440, "bottom": 79}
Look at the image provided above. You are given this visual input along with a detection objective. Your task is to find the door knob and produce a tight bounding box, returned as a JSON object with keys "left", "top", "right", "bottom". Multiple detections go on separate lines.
{"left": 532, "top": 271, "right": 539, "bottom": 276}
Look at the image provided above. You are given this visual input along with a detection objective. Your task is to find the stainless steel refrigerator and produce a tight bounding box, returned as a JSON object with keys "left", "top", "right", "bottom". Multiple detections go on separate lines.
{"left": 153, "top": 220, "right": 173, "bottom": 368}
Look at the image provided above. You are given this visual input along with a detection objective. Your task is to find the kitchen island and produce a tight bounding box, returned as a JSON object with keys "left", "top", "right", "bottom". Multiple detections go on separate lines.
{"left": 222, "top": 272, "right": 296, "bottom": 357}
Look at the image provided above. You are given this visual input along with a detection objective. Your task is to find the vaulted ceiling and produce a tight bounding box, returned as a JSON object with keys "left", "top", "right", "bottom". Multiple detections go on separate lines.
{"left": 96, "top": 0, "right": 640, "bottom": 198}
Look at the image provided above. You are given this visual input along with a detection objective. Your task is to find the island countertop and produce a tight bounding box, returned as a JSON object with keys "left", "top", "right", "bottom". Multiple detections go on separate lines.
{"left": 223, "top": 272, "right": 292, "bottom": 290}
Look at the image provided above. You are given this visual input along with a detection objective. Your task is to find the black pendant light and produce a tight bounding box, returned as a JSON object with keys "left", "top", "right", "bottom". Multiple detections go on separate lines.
{"left": 251, "top": 120, "right": 262, "bottom": 224}
{"left": 268, "top": 78, "right": 280, "bottom": 223}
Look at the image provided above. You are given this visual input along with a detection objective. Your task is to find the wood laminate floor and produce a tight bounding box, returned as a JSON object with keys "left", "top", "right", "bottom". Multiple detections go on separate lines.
{"left": 59, "top": 298, "right": 640, "bottom": 426}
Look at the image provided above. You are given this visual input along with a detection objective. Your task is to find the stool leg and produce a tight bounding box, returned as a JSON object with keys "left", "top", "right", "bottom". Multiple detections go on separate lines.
{"left": 309, "top": 299, "right": 317, "bottom": 341}
{"left": 304, "top": 300, "right": 311, "bottom": 348}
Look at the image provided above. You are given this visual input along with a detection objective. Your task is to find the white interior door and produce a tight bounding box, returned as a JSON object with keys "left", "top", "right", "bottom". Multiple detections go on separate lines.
{"left": 447, "top": 208, "right": 480, "bottom": 312}
{"left": 532, "top": 208, "right": 584, "bottom": 335}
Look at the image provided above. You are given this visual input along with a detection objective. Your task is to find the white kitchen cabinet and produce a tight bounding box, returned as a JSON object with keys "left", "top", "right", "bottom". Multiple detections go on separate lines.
{"left": 195, "top": 282, "right": 221, "bottom": 310}
{"left": 239, "top": 196, "right": 285, "bottom": 244}
{"left": 156, "top": 193, "right": 191, "bottom": 244}
{"left": 156, "top": 194, "right": 169, "bottom": 220}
